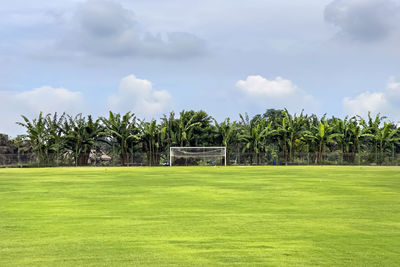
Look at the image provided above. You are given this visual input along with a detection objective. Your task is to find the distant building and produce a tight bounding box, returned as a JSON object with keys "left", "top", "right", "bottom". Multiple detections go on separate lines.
{"left": 397, "top": 121, "right": 400, "bottom": 129}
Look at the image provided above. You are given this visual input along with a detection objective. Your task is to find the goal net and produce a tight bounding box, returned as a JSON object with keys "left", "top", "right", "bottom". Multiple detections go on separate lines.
{"left": 169, "top": 147, "right": 226, "bottom": 166}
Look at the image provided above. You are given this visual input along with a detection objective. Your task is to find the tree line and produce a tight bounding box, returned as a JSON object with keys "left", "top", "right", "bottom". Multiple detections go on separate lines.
{"left": 1, "top": 109, "right": 400, "bottom": 166}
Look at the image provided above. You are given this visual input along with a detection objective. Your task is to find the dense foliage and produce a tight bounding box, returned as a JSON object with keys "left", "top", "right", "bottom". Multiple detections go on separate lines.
{"left": 1, "top": 109, "right": 400, "bottom": 166}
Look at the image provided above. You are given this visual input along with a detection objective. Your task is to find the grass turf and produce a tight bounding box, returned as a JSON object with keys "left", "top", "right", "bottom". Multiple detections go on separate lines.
{"left": 0, "top": 166, "right": 399, "bottom": 266}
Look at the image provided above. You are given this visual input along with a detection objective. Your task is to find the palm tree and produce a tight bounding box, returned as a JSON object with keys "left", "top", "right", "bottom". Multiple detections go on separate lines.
{"left": 101, "top": 111, "right": 140, "bottom": 166}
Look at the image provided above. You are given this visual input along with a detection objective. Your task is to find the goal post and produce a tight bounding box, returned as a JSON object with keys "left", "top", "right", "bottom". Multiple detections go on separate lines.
{"left": 169, "top": 147, "right": 227, "bottom": 166}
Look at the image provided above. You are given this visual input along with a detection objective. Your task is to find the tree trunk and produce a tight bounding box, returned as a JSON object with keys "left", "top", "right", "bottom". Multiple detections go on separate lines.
{"left": 120, "top": 152, "right": 129, "bottom": 166}
{"left": 78, "top": 152, "right": 90, "bottom": 166}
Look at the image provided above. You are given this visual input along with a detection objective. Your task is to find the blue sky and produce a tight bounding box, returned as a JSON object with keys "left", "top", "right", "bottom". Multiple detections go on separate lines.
{"left": 1, "top": 0, "right": 400, "bottom": 135}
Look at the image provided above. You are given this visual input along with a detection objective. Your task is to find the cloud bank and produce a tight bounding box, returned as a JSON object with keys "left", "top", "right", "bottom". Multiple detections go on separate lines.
{"left": 59, "top": 0, "right": 205, "bottom": 59}
{"left": 325, "top": 0, "right": 400, "bottom": 42}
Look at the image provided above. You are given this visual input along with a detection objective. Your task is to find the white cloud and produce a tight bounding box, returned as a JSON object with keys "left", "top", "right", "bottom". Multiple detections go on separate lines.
{"left": 342, "top": 77, "right": 400, "bottom": 120}
{"left": 108, "top": 74, "right": 172, "bottom": 119}
{"left": 0, "top": 86, "right": 84, "bottom": 136}
{"left": 234, "top": 75, "right": 317, "bottom": 112}
{"left": 343, "top": 92, "right": 387, "bottom": 117}
{"left": 15, "top": 86, "right": 84, "bottom": 114}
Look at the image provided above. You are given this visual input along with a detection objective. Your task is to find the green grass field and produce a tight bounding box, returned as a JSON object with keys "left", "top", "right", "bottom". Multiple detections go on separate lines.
{"left": 0, "top": 166, "right": 399, "bottom": 266}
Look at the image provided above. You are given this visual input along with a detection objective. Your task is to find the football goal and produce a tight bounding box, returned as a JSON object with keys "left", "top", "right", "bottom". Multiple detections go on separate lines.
{"left": 169, "top": 147, "right": 227, "bottom": 166}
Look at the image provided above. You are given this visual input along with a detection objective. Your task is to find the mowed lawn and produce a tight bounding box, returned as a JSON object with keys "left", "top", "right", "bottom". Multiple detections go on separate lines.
{"left": 0, "top": 167, "right": 399, "bottom": 266}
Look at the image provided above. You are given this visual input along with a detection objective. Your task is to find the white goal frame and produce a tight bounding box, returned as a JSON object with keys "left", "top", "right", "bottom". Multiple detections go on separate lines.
{"left": 169, "top": 147, "right": 227, "bottom": 166}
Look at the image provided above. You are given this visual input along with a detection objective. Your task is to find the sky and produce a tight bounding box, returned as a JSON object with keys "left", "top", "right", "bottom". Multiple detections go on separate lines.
{"left": 1, "top": 0, "right": 400, "bottom": 136}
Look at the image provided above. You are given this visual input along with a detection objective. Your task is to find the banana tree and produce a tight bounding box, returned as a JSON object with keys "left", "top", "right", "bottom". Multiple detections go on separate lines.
{"left": 375, "top": 122, "right": 400, "bottom": 164}
{"left": 238, "top": 115, "right": 274, "bottom": 165}
{"left": 214, "top": 118, "right": 237, "bottom": 165}
{"left": 160, "top": 112, "right": 179, "bottom": 147}
{"left": 161, "top": 110, "right": 201, "bottom": 147}
{"left": 360, "top": 112, "right": 386, "bottom": 163}
{"left": 62, "top": 114, "right": 104, "bottom": 166}
{"left": 277, "top": 109, "right": 308, "bottom": 165}
{"left": 101, "top": 111, "right": 140, "bottom": 166}
{"left": 45, "top": 112, "right": 66, "bottom": 166}
{"left": 16, "top": 112, "right": 47, "bottom": 164}
{"left": 140, "top": 119, "right": 161, "bottom": 166}
{"left": 331, "top": 116, "right": 354, "bottom": 163}
{"left": 177, "top": 110, "right": 204, "bottom": 147}
{"left": 305, "top": 119, "right": 340, "bottom": 164}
